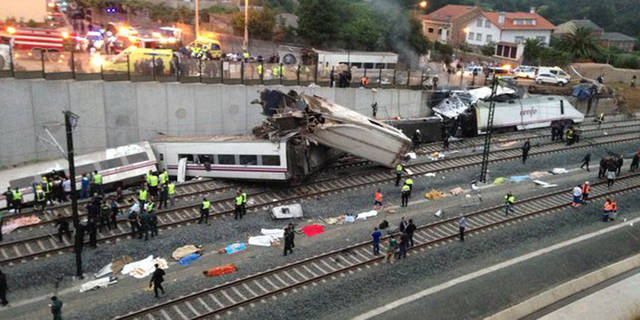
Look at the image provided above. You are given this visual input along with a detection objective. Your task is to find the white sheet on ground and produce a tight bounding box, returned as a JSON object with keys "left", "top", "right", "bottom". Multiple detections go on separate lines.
{"left": 80, "top": 277, "right": 116, "bottom": 292}
{"left": 533, "top": 180, "right": 559, "bottom": 188}
{"left": 248, "top": 235, "right": 278, "bottom": 247}
{"left": 121, "top": 256, "right": 168, "bottom": 279}
{"left": 94, "top": 263, "right": 113, "bottom": 278}
{"left": 551, "top": 168, "right": 568, "bottom": 174}
{"left": 260, "top": 228, "right": 285, "bottom": 238}
{"left": 356, "top": 210, "right": 378, "bottom": 220}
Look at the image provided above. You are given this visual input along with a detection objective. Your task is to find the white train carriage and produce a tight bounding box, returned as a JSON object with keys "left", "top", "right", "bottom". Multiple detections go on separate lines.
{"left": 474, "top": 95, "right": 584, "bottom": 134}
{"left": 153, "top": 134, "right": 313, "bottom": 182}
{"left": 0, "top": 142, "right": 157, "bottom": 208}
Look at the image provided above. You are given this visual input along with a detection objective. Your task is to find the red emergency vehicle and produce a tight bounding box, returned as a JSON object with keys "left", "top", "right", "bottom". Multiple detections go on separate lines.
{"left": 0, "top": 26, "right": 72, "bottom": 52}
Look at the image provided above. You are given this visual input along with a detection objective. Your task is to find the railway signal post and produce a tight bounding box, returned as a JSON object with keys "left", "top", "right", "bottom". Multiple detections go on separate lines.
{"left": 64, "top": 111, "right": 83, "bottom": 278}
{"left": 479, "top": 77, "right": 499, "bottom": 183}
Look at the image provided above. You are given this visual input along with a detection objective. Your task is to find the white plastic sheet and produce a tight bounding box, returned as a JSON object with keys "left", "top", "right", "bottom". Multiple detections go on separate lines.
{"left": 80, "top": 277, "right": 116, "bottom": 292}
{"left": 121, "top": 256, "right": 168, "bottom": 279}
{"left": 356, "top": 210, "right": 378, "bottom": 220}
{"left": 94, "top": 263, "right": 112, "bottom": 278}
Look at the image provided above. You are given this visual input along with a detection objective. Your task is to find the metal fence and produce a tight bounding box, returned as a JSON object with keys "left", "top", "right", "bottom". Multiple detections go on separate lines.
{"left": 0, "top": 50, "right": 430, "bottom": 89}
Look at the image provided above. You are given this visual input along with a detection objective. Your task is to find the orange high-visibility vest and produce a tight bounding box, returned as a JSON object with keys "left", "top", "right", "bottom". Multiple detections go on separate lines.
{"left": 611, "top": 201, "right": 618, "bottom": 211}
{"left": 604, "top": 201, "right": 613, "bottom": 211}
{"left": 581, "top": 184, "right": 590, "bottom": 194}
{"left": 375, "top": 192, "right": 382, "bottom": 202}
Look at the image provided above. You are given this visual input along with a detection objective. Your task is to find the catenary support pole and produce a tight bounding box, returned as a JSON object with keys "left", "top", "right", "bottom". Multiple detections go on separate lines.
{"left": 64, "top": 111, "right": 82, "bottom": 278}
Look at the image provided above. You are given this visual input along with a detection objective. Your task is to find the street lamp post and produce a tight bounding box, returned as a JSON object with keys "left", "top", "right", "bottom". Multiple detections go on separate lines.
{"left": 243, "top": 0, "right": 249, "bottom": 50}
{"left": 194, "top": 0, "right": 200, "bottom": 38}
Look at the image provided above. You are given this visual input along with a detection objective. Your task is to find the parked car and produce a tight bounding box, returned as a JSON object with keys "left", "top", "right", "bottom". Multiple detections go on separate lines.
{"left": 536, "top": 73, "right": 569, "bottom": 86}
{"left": 463, "top": 65, "right": 483, "bottom": 76}
{"left": 538, "top": 66, "right": 571, "bottom": 81}
{"left": 513, "top": 66, "right": 537, "bottom": 79}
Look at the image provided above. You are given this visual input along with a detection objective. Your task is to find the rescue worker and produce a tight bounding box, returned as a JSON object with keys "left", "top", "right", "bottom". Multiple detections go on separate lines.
{"left": 272, "top": 64, "right": 281, "bottom": 80}
{"left": 404, "top": 178, "right": 414, "bottom": 196}
{"left": 99, "top": 200, "right": 111, "bottom": 232}
{"left": 257, "top": 63, "right": 264, "bottom": 81}
{"left": 167, "top": 181, "right": 176, "bottom": 207}
{"left": 411, "top": 130, "right": 421, "bottom": 150}
{"left": 241, "top": 189, "right": 248, "bottom": 217}
{"left": 50, "top": 296, "right": 63, "bottom": 320}
{"left": 610, "top": 198, "right": 618, "bottom": 220}
{"left": 198, "top": 198, "right": 211, "bottom": 225}
{"left": 373, "top": 189, "right": 383, "bottom": 209}
{"left": 42, "top": 177, "right": 53, "bottom": 205}
{"left": 159, "top": 169, "right": 169, "bottom": 186}
{"left": 35, "top": 185, "right": 47, "bottom": 213}
{"left": 3, "top": 188, "right": 13, "bottom": 212}
{"left": 158, "top": 183, "right": 168, "bottom": 210}
{"left": 147, "top": 172, "right": 159, "bottom": 199}
{"left": 149, "top": 264, "right": 166, "bottom": 298}
{"left": 581, "top": 181, "right": 591, "bottom": 203}
{"left": 128, "top": 201, "right": 142, "bottom": 238}
{"left": 401, "top": 184, "right": 410, "bottom": 207}
{"left": 138, "top": 187, "right": 148, "bottom": 204}
{"left": 603, "top": 198, "right": 613, "bottom": 222}
{"left": 580, "top": 153, "right": 591, "bottom": 172}
{"left": 242, "top": 50, "right": 250, "bottom": 62}
{"left": 54, "top": 214, "right": 72, "bottom": 243}
{"left": 504, "top": 192, "right": 516, "bottom": 215}
{"left": 11, "top": 188, "right": 22, "bottom": 213}
{"left": 395, "top": 163, "right": 406, "bottom": 186}
{"left": 522, "top": 140, "right": 531, "bottom": 164}
{"left": 234, "top": 192, "right": 244, "bottom": 220}
{"left": 571, "top": 185, "right": 582, "bottom": 207}
{"left": 149, "top": 207, "right": 158, "bottom": 238}
{"left": 397, "top": 233, "right": 408, "bottom": 260}
{"left": 93, "top": 170, "right": 103, "bottom": 196}
{"left": 86, "top": 217, "right": 97, "bottom": 248}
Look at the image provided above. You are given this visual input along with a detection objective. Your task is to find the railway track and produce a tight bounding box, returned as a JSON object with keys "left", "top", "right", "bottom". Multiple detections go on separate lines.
{"left": 1, "top": 129, "right": 638, "bottom": 266}
{"left": 112, "top": 172, "right": 640, "bottom": 320}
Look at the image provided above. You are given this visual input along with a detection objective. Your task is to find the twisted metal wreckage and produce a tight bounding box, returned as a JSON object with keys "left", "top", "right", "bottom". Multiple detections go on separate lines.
{"left": 252, "top": 89, "right": 412, "bottom": 168}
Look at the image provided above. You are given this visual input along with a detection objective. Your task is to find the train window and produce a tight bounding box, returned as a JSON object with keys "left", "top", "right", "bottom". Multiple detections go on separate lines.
{"left": 351, "top": 63, "right": 362, "bottom": 68}
{"left": 239, "top": 155, "right": 258, "bottom": 165}
{"left": 386, "top": 64, "right": 396, "bottom": 69}
{"left": 159, "top": 153, "right": 164, "bottom": 161}
{"left": 127, "top": 152, "right": 149, "bottom": 164}
{"left": 75, "top": 163, "right": 96, "bottom": 175}
{"left": 178, "top": 154, "right": 194, "bottom": 163}
{"left": 368, "top": 119, "right": 384, "bottom": 128}
{"left": 197, "top": 154, "right": 214, "bottom": 164}
{"left": 364, "top": 63, "right": 374, "bottom": 69}
{"left": 99, "top": 157, "right": 123, "bottom": 170}
{"left": 218, "top": 154, "right": 236, "bottom": 165}
{"left": 9, "top": 176, "right": 36, "bottom": 189}
{"left": 261, "top": 155, "right": 281, "bottom": 166}
{"left": 375, "top": 63, "right": 385, "bottom": 69}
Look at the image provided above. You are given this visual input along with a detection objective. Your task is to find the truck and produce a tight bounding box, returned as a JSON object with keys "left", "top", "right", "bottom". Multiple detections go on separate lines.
{"left": 101, "top": 46, "right": 173, "bottom": 73}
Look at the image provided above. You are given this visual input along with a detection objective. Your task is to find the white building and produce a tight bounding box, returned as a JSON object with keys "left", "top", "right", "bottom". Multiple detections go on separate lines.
{"left": 463, "top": 8, "right": 555, "bottom": 61}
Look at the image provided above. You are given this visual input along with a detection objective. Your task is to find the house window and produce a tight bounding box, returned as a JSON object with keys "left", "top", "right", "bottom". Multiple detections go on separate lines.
{"left": 476, "top": 33, "right": 482, "bottom": 41}
{"left": 477, "top": 19, "right": 482, "bottom": 27}
{"left": 428, "top": 28, "right": 434, "bottom": 33}
{"left": 486, "top": 34, "right": 493, "bottom": 42}
{"left": 536, "top": 36, "right": 546, "bottom": 44}
{"left": 485, "top": 20, "right": 490, "bottom": 28}
{"left": 510, "top": 46, "right": 517, "bottom": 59}
{"left": 468, "top": 32, "right": 474, "bottom": 40}
{"left": 515, "top": 36, "right": 524, "bottom": 44}
{"left": 438, "top": 28, "right": 442, "bottom": 35}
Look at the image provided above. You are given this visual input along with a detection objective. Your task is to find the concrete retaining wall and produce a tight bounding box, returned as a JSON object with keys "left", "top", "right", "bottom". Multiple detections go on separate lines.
{"left": 0, "top": 78, "right": 428, "bottom": 167}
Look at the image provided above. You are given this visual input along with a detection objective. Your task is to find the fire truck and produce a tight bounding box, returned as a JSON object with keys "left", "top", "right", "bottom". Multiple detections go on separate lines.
{"left": 0, "top": 26, "right": 73, "bottom": 57}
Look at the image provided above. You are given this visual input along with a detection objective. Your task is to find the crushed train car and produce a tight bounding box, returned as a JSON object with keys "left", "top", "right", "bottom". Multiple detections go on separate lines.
{"left": 253, "top": 89, "right": 412, "bottom": 168}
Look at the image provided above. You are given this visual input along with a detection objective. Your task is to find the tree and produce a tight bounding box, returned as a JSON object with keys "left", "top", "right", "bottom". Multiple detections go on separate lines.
{"left": 231, "top": 8, "right": 277, "bottom": 40}
{"left": 481, "top": 41, "right": 496, "bottom": 56}
{"left": 560, "top": 26, "right": 601, "bottom": 60}
{"left": 340, "top": 3, "right": 386, "bottom": 51}
{"left": 522, "top": 38, "right": 544, "bottom": 64}
{"left": 297, "top": 0, "right": 344, "bottom": 47}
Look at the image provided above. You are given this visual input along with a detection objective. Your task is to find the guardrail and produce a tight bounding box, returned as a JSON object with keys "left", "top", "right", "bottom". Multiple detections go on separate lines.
{"left": 0, "top": 50, "right": 446, "bottom": 89}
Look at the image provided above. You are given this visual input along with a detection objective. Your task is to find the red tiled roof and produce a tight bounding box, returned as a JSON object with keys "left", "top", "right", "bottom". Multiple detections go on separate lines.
{"left": 424, "top": 4, "right": 476, "bottom": 22}
{"left": 483, "top": 11, "right": 555, "bottom": 30}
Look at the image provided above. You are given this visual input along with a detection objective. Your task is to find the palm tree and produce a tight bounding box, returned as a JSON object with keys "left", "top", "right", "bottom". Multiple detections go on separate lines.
{"left": 523, "top": 38, "right": 544, "bottom": 65}
{"left": 561, "top": 26, "right": 601, "bottom": 60}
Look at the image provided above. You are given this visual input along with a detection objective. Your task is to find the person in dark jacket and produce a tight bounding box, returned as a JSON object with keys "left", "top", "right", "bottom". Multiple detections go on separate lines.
{"left": 54, "top": 214, "right": 72, "bottom": 243}
{"left": 283, "top": 225, "right": 294, "bottom": 256}
{"left": 580, "top": 153, "right": 591, "bottom": 171}
{"left": 631, "top": 152, "right": 640, "bottom": 172}
{"left": 397, "top": 233, "right": 408, "bottom": 259}
{"left": 405, "top": 219, "right": 417, "bottom": 247}
{"left": 86, "top": 218, "right": 97, "bottom": 248}
{"left": 149, "top": 264, "right": 166, "bottom": 298}
{"left": 50, "top": 296, "right": 63, "bottom": 320}
{"left": 522, "top": 140, "right": 531, "bottom": 164}
{"left": 616, "top": 154, "right": 624, "bottom": 175}
{"left": 0, "top": 269, "right": 7, "bottom": 306}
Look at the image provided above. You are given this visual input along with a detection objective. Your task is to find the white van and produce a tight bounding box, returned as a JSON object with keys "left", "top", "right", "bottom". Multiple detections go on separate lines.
{"left": 537, "top": 66, "right": 571, "bottom": 81}
{"left": 0, "top": 44, "right": 10, "bottom": 70}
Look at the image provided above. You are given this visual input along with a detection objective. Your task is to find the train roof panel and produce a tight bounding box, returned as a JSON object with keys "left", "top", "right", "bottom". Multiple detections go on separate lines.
{"left": 152, "top": 135, "right": 266, "bottom": 143}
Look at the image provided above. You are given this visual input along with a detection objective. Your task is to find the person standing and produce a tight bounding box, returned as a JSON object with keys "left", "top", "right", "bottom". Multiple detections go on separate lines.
{"left": 3, "top": 188, "right": 13, "bottom": 213}
{"left": 288, "top": 222, "right": 296, "bottom": 249}
{"left": 603, "top": 199, "right": 613, "bottom": 222}
{"left": 505, "top": 192, "right": 516, "bottom": 215}
{"left": 198, "top": 198, "right": 211, "bottom": 225}
{"left": 0, "top": 269, "right": 7, "bottom": 306}
{"left": 395, "top": 163, "right": 406, "bottom": 186}
{"left": 384, "top": 238, "right": 396, "bottom": 263}
{"left": 35, "top": 185, "right": 47, "bottom": 213}
{"left": 606, "top": 168, "right": 616, "bottom": 188}
{"left": 398, "top": 217, "right": 408, "bottom": 233}
{"left": 443, "top": 133, "right": 450, "bottom": 151}
{"left": 11, "top": 188, "right": 22, "bottom": 214}
{"left": 0, "top": 210, "right": 3, "bottom": 242}
{"left": 598, "top": 157, "right": 608, "bottom": 179}
{"left": 572, "top": 185, "right": 583, "bottom": 207}
{"left": 147, "top": 172, "right": 159, "bottom": 199}
{"left": 157, "top": 184, "right": 168, "bottom": 210}
{"left": 522, "top": 140, "right": 531, "bottom": 164}
{"left": 616, "top": 154, "right": 624, "bottom": 175}
{"left": 580, "top": 153, "right": 591, "bottom": 171}
{"left": 149, "top": 264, "right": 166, "bottom": 298}
{"left": 50, "top": 296, "right": 63, "bottom": 320}
{"left": 99, "top": 201, "right": 111, "bottom": 232}
{"left": 234, "top": 192, "right": 244, "bottom": 220}
{"left": 92, "top": 170, "right": 103, "bottom": 196}
{"left": 581, "top": 181, "right": 591, "bottom": 203}
{"left": 109, "top": 200, "right": 119, "bottom": 230}
{"left": 167, "top": 181, "right": 176, "bottom": 207}
{"left": 371, "top": 227, "right": 382, "bottom": 255}
{"left": 371, "top": 102, "right": 378, "bottom": 119}
{"left": 397, "top": 234, "right": 408, "bottom": 260}
{"left": 86, "top": 218, "right": 97, "bottom": 248}
{"left": 459, "top": 215, "right": 467, "bottom": 241}
{"left": 405, "top": 178, "right": 414, "bottom": 197}
{"left": 241, "top": 189, "right": 248, "bottom": 217}
{"left": 283, "top": 226, "right": 293, "bottom": 256}
{"left": 405, "top": 219, "right": 416, "bottom": 247}
{"left": 54, "top": 214, "right": 72, "bottom": 243}
{"left": 373, "top": 189, "right": 383, "bottom": 209}
{"left": 412, "top": 130, "right": 421, "bottom": 151}
{"left": 401, "top": 184, "right": 410, "bottom": 208}
{"left": 138, "top": 186, "right": 148, "bottom": 204}
{"left": 80, "top": 173, "right": 90, "bottom": 199}
{"left": 630, "top": 152, "right": 640, "bottom": 172}
{"left": 62, "top": 176, "right": 71, "bottom": 202}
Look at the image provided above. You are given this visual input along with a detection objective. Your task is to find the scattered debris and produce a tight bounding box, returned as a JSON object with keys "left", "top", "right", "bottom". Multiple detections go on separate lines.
{"left": 510, "top": 175, "right": 530, "bottom": 182}
{"left": 493, "top": 177, "right": 506, "bottom": 185}
{"left": 80, "top": 276, "right": 118, "bottom": 292}
{"left": 529, "top": 171, "right": 551, "bottom": 179}
{"left": 533, "top": 180, "right": 558, "bottom": 188}
{"left": 178, "top": 253, "right": 201, "bottom": 266}
{"left": 203, "top": 264, "right": 237, "bottom": 277}
{"left": 356, "top": 210, "right": 378, "bottom": 220}
{"left": 111, "top": 256, "right": 134, "bottom": 275}
{"left": 434, "top": 209, "right": 443, "bottom": 218}
{"left": 424, "top": 189, "right": 445, "bottom": 200}
{"left": 94, "top": 263, "right": 113, "bottom": 279}
{"left": 500, "top": 141, "right": 517, "bottom": 148}
{"left": 428, "top": 152, "right": 444, "bottom": 161}
{"left": 301, "top": 224, "right": 325, "bottom": 237}
{"left": 449, "top": 187, "right": 464, "bottom": 196}
{"left": 424, "top": 172, "right": 436, "bottom": 177}
{"left": 1, "top": 216, "right": 41, "bottom": 234}
{"left": 551, "top": 168, "right": 569, "bottom": 175}
{"left": 271, "top": 203, "right": 304, "bottom": 219}
{"left": 121, "top": 256, "right": 168, "bottom": 279}
{"left": 248, "top": 229, "right": 285, "bottom": 247}
{"left": 172, "top": 245, "right": 203, "bottom": 260}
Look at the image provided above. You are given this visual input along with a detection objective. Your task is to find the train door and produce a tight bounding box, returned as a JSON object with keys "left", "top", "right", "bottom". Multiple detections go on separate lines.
{"left": 154, "top": 144, "right": 167, "bottom": 171}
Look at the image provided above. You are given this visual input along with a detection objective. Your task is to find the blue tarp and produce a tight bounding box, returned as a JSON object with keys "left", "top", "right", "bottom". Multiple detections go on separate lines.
{"left": 572, "top": 85, "right": 592, "bottom": 101}
{"left": 178, "top": 253, "right": 201, "bottom": 266}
